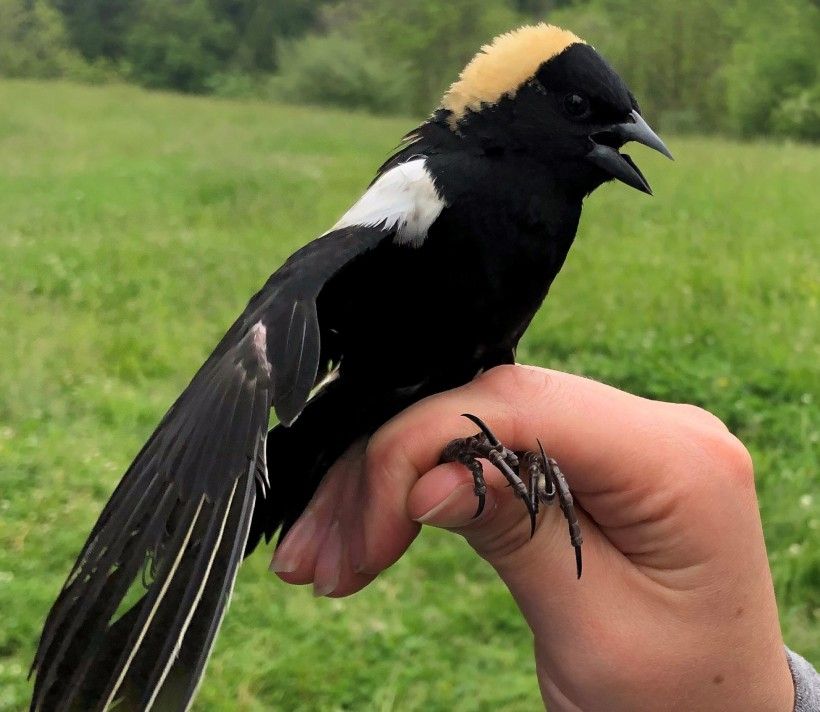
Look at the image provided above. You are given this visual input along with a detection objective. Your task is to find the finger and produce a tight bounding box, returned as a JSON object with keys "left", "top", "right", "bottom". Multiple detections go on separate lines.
{"left": 313, "top": 440, "right": 418, "bottom": 597}
{"left": 407, "top": 463, "right": 626, "bottom": 608}
{"left": 344, "top": 434, "right": 425, "bottom": 577}
{"left": 366, "top": 365, "right": 752, "bottom": 572}
{"left": 271, "top": 438, "right": 401, "bottom": 598}
{"left": 369, "top": 366, "right": 720, "bottom": 520}
{"left": 410, "top": 464, "right": 499, "bottom": 528}
{"left": 271, "top": 439, "right": 365, "bottom": 587}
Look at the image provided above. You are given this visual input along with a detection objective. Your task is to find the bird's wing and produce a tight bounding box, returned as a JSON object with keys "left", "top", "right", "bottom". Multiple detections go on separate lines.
{"left": 28, "top": 222, "right": 394, "bottom": 712}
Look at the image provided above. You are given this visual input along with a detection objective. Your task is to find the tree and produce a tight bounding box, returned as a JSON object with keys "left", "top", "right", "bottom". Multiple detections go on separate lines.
{"left": 126, "top": 0, "right": 233, "bottom": 92}
{"left": 55, "top": 0, "right": 135, "bottom": 61}
{"left": 210, "top": 0, "right": 332, "bottom": 72}
{"left": 348, "top": 0, "right": 521, "bottom": 113}
{"left": 723, "top": 0, "right": 819, "bottom": 138}
{"left": 552, "top": 0, "right": 734, "bottom": 130}
{"left": 0, "top": 0, "right": 78, "bottom": 78}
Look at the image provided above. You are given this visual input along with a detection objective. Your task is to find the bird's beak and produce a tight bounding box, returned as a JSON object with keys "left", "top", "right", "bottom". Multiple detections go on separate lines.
{"left": 586, "top": 110, "right": 673, "bottom": 195}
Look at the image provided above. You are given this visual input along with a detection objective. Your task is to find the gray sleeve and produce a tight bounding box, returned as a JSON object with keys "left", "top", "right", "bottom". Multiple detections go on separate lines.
{"left": 787, "top": 647, "right": 820, "bottom": 712}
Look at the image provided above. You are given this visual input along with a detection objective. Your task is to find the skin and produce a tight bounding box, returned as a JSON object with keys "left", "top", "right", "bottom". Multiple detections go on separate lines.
{"left": 271, "top": 365, "right": 794, "bottom": 711}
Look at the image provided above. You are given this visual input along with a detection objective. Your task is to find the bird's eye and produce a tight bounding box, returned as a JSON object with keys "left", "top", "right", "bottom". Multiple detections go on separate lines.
{"left": 563, "top": 92, "right": 591, "bottom": 119}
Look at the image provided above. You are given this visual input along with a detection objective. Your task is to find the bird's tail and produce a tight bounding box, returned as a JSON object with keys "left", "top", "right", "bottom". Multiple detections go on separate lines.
{"left": 29, "top": 459, "right": 260, "bottom": 712}
{"left": 30, "top": 320, "right": 274, "bottom": 712}
{"left": 31, "top": 370, "right": 390, "bottom": 711}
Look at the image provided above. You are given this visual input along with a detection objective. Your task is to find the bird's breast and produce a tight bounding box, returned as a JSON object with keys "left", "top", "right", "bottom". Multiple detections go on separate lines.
{"left": 317, "top": 203, "right": 573, "bottom": 390}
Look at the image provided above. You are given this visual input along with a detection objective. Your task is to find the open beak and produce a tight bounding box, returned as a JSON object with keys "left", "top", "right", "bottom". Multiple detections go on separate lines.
{"left": 586, "top": 110, "right": 673, "bottom": 195}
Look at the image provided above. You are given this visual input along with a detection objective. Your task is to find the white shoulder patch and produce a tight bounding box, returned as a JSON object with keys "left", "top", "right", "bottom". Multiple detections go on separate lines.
{"left": 329, "top": 158, "right": 446, "bottom": 247}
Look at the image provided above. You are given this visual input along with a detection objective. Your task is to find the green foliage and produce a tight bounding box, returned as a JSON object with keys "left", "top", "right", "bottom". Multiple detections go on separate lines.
{"left": 552, "top": 0, "right": 734, "bottom": 129}
{"left": 0, "top": 81, "right": 817, "bottom": 709}
{"left": 0, "top": 0, "right": 80, "bottom": 79}
{"left": 205, "top": 70, "right": 267, "bottom": 99}
{"left": 723, "top": 0, "right": 819, "bottom": 139}
{"left": 1, "top": 0, "right": 817, "bottom": 139}
{"left": 55, "top": 0, "right": 134, "bottom": 61}
{"left": 553, "top": 0, "right": 819, "bottom": 139}
{"left": 772, "top": 83, "right": 820, "bottom": 142}
{"left": 345, "top": 0, "right": 521, "bottom": 114}
{"left": 125, "top": 0, "right": 233, "bottom": 93}
{"left": 209, "top": 0, "right": 331, "bottom": 74}
{"left": 274, "top": 33, "right": 414, "bottom": 114}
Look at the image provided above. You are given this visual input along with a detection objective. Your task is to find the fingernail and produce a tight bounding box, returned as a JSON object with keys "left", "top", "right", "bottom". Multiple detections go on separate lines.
{"left": 313, "top": 521, "right": 341, "bottom": 597}
{"left": 415, "top": 484, "right": 477, "bottom": 527}
{"left": 270, "top": 511, "right": 316, "bottom": 573}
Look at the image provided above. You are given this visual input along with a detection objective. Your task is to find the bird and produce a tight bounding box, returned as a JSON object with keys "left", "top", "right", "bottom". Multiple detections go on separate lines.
{"left": 29, "top": 23, "right": 671, "bottom": 712}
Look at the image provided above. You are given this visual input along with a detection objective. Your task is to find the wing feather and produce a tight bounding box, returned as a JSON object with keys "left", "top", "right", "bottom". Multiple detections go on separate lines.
{"left": 31, "top": 224, "right": 394, "bottom": 711}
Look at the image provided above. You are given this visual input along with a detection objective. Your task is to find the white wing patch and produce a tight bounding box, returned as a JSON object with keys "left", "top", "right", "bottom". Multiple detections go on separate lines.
{"left": 329, "top": 158, "right": 446, "bottom": 247}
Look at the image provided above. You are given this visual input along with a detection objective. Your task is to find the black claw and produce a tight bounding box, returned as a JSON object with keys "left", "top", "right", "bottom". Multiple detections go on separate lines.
{"left": 461, "top": 413, "right": 500, "bottom": 446}
{"left": 444, "top": 418, "right": 581, "bottom": 576}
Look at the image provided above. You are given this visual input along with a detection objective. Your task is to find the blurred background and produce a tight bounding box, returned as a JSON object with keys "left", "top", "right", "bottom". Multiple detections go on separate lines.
{"left": 0, "top": 0, "right": 818, "bottom": 138}
{"left": 0, "top": 1, "right": 817, "bottom": 710}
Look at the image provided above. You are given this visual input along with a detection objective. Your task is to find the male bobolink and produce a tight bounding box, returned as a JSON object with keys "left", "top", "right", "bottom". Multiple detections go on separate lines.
{"left": 30, "top": 24, "right": 671, "bottom": 711}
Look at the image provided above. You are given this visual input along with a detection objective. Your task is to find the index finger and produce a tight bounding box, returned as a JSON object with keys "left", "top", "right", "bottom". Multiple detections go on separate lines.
{"left": 369, "top": 365, "right": 681, "bottom": 497}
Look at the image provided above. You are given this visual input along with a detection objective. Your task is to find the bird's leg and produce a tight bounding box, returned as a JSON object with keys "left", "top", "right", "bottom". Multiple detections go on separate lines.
{"left": 439, "top": 439, "right": 489, "bottom": 518}
{"left": 440, "top": 415, "right": 584, "bottom": 579}
{"left": 522, "top": 440, "right": 584, "bottom": 578}
{"left": 440, "top": 414, "right": 532, "bottom": 527}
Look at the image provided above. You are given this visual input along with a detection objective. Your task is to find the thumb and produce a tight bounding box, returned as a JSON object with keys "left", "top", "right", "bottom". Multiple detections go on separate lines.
{"left": 407, "top": 462, "right": 561, "bottom": 566}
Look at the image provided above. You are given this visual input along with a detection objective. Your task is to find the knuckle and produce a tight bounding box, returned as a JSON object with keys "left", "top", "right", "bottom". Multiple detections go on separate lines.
{"left": 479, "top": 364, "right": 554, "bottom": 403}
{"left": 363, "top": 421, "right": 416, "bottom": 485}
{"left": 363, "top": 428, "right": 392, "bottom": 476}
{"left": 690, "top": 426, "right": 755, "bottom": 490}
{"left": 669, "top": 402, "right": 729, "bottom": 431}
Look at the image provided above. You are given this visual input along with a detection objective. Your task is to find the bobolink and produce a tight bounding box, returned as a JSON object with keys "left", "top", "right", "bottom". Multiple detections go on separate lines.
{"left": 31, "top": 24, "right": 671, "bottom": 712}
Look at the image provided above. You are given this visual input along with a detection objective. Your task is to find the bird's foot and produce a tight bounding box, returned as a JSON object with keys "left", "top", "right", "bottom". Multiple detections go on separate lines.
{"left": 439, "top": 413, "right": 583, "bottom": 578}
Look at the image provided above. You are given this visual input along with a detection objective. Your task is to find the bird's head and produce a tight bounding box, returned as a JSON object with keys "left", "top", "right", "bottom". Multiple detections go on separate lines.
{"left": 440, "top": 24, "right": 672, "bottom": 196}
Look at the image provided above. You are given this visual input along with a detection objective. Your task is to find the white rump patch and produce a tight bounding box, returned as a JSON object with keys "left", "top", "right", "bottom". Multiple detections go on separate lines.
{"left": 329, "top": 158, "right": 446, "bottom": 247}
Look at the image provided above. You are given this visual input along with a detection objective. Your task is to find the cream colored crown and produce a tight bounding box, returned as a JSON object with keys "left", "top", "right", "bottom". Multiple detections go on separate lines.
{"left": 442, "top": 24, "right": 584, "bottom": 128}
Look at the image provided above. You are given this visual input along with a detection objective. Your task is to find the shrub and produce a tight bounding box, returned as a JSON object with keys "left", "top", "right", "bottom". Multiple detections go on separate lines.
{"left": 274, "top": 34, "right": 413, "bottom": 115}
{"left": 771, "top": 83, "right": 820, "bottom": 142}
{"left": 722, "top": 0, "right": 818, "bottom": 139}
{"left": 0, "top": 0, "right": 80, "bottom": 79}
{"left": 125, "top": 0, "right": 233, "bottom": 93}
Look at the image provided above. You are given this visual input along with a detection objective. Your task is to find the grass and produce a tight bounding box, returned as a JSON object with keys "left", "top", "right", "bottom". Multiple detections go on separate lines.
{"left": 0, "top": 79, "right": 817, "bottom": 711}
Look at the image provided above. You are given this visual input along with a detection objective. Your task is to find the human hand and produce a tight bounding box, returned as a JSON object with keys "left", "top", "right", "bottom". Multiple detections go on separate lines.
{"left": 271, "top": 365, "right": 794, "bottom": 712}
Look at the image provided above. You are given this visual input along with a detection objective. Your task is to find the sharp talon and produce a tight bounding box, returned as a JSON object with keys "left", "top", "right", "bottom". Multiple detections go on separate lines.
{"left": 461, "top": 413, "right": 500, "bottom": 446}
{"left": 443, "top": 421, "right": 580, "bottom": 575}
{"left": 536, "top": 438, "right": 547, "bottom": 464}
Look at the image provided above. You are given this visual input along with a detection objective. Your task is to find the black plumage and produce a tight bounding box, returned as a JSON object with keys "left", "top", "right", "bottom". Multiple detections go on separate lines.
{"left": 30, "top": 26, "right": 671, "bottom": 711}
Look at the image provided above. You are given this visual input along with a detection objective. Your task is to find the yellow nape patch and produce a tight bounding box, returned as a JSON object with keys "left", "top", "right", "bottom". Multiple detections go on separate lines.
{"left": 442, "top": 24, "right": 584, "bottom": 128}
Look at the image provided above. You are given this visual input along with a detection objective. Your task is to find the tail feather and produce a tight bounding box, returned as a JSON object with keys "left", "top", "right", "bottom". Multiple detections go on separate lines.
{"left": 30, "top": 223, "right": 398, "bottom": 710}
{"left": 93, "top": 494, "right": 207, "bottom": 712}
{"left": 140, "top": 474, "right": 242, "bottom": 707}
{"left": 31, "top": 473, "right": 174, "bottom": 709}
{"left": 172, "top": 465, "right": 258, "bottom": 708}
{"left": 31, "top": 322, "right": 272, "bottom": 711}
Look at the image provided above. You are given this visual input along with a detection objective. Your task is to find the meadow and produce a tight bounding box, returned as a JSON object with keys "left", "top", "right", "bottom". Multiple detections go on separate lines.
{"left": 0, "top": 80, "right": 816, "bottom": 710}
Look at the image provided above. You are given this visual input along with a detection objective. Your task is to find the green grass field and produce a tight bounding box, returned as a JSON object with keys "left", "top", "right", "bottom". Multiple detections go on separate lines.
{"left": 0, "top": 80, "right": 817, "bottom": 710}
